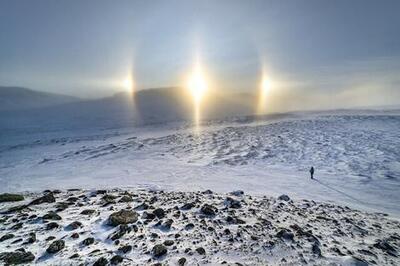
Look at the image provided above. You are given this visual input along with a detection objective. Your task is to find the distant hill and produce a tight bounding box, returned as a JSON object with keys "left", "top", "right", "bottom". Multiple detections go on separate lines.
{"left": 0, "top": 86, "right": 80, "bottom": 111}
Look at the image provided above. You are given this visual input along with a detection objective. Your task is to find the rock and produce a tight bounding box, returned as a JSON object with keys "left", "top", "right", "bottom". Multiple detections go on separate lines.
{"left": 178, "top": 257, "right": 187, "bottom": 266}
{"left": 225, "top": 197, "right": 242, "bottom": 208}
{"left": 102, "top": 194, "right": 117, "bottom": 205}
{"left": 109, "top": 224, "right": 131, "bottom": 240}
{"left": 46, "top": 239, "right": 65, "bottom": 253}
{"left": 119, "top": 195, "right": 133, "bottom": 203}
{"left": 276, "top": 229, "right": 294, "bottom": 241}
{"left": 164, "top": 240, "right": 174, "bottom": 246}
{"left": 134, "top": 202, "right": 149, "bottom": 210}
{"left": 181, "top": 202, "right": 195, "bottom": 210}
{"left": 152, "top": 244, "right": 167, "bottom": 257}
{"left": 108, "top": 209, "right": 138, "bottom": 226}
{"left": 26, "top": 233, "right": 36, "bottom": 244}
{"left": 82, "top": 237, "right": 95, "bottom": 246}
{"left": 202, "top": 189, "right": 213, "bottom": 194}
{"left": 153, "top": 208, "right": 165, "bottom": 219}
{"left": 185, "top": 223, "right": 195, "bottom": 230}
{"left": 118, "top": 245, "right": 132, "bottom": 253}
{"left": 93, "top": 257, "right": 108, "bottom": 266}
{"left": 230, "top": 190, "right": 244, "bottom": 197}
{"left": 373, "top": 239, "right": 397, "bottom": 256}
{"left": 70, "top": 253, "right": 79, "bottom": 259}
{"left": 29, "top": 193, "right": 55, "bottom": 205}
{"left": 71, "top": 233, "right": 79, "bottom": 239}
{"left": 0, "top": 250, "right": 35, "bottom": 264}
{"left": 278, "top": 194, "right": 290, "bottom": 201}
{"left": 0, "top": 193, "right": 24, "bottom": 203}
{"left": 162, "top": 219, "right": 174, "bottom": 230}
{"left": 200, "top": 204, "right": 216, "bottom": 216}
{"left": 0, "top": 233, "right": 14, "bottom": 242}
{"left": 142, "top": 211, "right": 156, "bottom": 220}
{"left": 196, "top": 247, "right": 206, "bottom": 255}
{"left": 42, "top": 211, "right": 62, "bottom": 220}
{"left": 46, "top": 222, "right": 60, "bottom": 230}
{"left": 80, "top": 209, "right": 96, "bottom": 215}
{"left": 11, "top": 223, "right": 23, "bottom": 230}
{"left": 110, "top": 255, "right": 123, "bottom": 264}
{"left": 312, "top": 242, "right": 322, "bottom": 256}
{"left": 66, "top": 221, "right": 83, "bottom": 230}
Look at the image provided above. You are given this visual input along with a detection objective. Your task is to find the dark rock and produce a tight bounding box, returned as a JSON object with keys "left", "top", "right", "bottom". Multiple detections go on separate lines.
{"left": 55, "top": 202, "right": 69, "bottom": 211}
{"left": 119, "top": 195, "right": 133, "bottom": 203}
{"left": 47, "top": 240, "right": 65, "bottom": 253}
{"left": 134, "top": 202, "right": 149, "bottom": 210}
{"left": 43, "top": 211, "right": 62, "bottom": 220}
{"left": 11, "top": 222, "right": 23, "bottom": 230}
{"left": 82, "top": 237, "right": 95, "bottom": 246}
{"left": 164, "top": 240, "right": 174, "bottom": 246}
{"left": 225, "top": 197, "right": 241, "bottom": 209}
{"left": 373, "top": 239, "right": 397, "bottom": 256}
{"left": 46, "top": 236, "right": 56, "bottom": 241}
{"left": 109, "top": 224, "right": 131, "bottom": 240}
{"left": 93, "top": 257, "right": 108, "bottom": 266}
{"left": 178, "top": 257, "right": 187, "bottom": 266}
{"left": 29, "top": 193, "right": 55, "bottom": 205}
{"left": 196, "top": 247, "right": 206, "bottom": 255}
{"left": 0, "top": 234, "right": 14, "bottom": 242}
{"left": 46, "top": 222, "right": 59, "bottom": 230}
{"left": 26, "top": 233, "right": 36, "bottom": 244}
{"left": 70, "top": 253, "right": 79, "bottom": 259}
{"left": 110, "top": 255, "right": 123, "bottom": 264}
{"left": 96, "top": 190, "right": 107, "bottom": 195}
{"left": 71, "top": 233, "right": 79, "bottom": 239}
{"left": 108, "top": 209, "right": 138, "bottom": 226}
{"left": 0, "top": 193, "right": 24, "bottom": 203}
{"left": 202, "top": 189, "right": 213, "bottom": 194}
{"left": 312, "top": 242, "right": 322, "bottom": 256}
{"left": 185, "top": 223, "right": 195, "bottom": 230}
{"left": 162, "top": 219, "right": 173, "bottom": 230}
{"left": 66, "top": 221, "right": 83, "bottom": 230}
{"left": 278, "top": 194, "right": 290, "bottom": 201}
{"left": 152, "top": 244, "right": 167, "bottom": 257}
{"left": 276, "top": 229, "right": 294, "bottom": 241}
{"left": 230, "top": 190, "right": 244, "bottom": 197}
{"left": 200, "top": 204, "right": 216, "bottom": 216}
{"left": 181, "top": 202, "right": 195, "bottom": 210}
{"left": 0, "top": 250, "right": 35, "bottom": 264}
{"left": 153, "top": 208, "right": 165, "bottom": 219}
{"left": 142, "top": 211, "right": 156, "bottom": 220}
{"left": 118, "top": 245, "right": 132, "bottom": 253}
{"left": 80, "top": 209, "right": 96, "bottom": 215}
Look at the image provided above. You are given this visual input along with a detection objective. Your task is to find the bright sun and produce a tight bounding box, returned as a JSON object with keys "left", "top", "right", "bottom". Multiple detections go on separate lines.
{"left": 188, "top": 65, "right": 207, "bottom": 103}
{"left": 123, "top": 77, "right": 134, "bottom": 93}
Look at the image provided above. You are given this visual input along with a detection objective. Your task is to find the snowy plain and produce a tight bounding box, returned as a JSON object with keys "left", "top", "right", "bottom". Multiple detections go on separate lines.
{"left": 1, "top": 110, "right": 400, "bottom": 217}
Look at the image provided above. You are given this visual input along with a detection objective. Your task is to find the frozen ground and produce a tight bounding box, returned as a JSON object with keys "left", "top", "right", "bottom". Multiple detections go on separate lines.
{"left": 0, "top": 111, "right": 400, "bottom": 217}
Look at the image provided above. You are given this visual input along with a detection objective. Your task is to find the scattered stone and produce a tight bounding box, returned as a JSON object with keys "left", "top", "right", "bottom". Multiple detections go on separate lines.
{"left": 118, "top": 245, "right": 132, "bottom": 253}
{"left": 82, "top": 237, "right": 95, "bottom": 246}
{"left": 178, "top": 257, "right": 187, "bottom": 266}
{"left": 71, "top": 233, "right": 79, "bottom": 239}
{"left": 80, "top": 209, "right": 96, "bottom": 215}
{"left": 42, "top": 211, "right": 62, "bottom": 220}
{"left": 278, "top": 194, "right": 291, "bottom": 201}
{"left": 119, "top": 195, "right": 133, "bottom": 203}
{"left": 46, "top": 240, "right": 65, "bottom": 253}
{"left": 164, "top": 239, "right": 174, "bottom": 246}
{"left": 0, "top": 233, "right": 14, "bottom": 242}
{"left": 312, "top": 242, "right": 322, "bottom": 257}
{"left": 66, "top": 221, "right": 83, "bottom": 230}
{"left": 152, "top": 244, "right": 167, "bottom": 257}
{"left": 0, "top": 193, "right": 24, "bottom": 203}
{"left": 230, "top": 190, "right": 244, "bottom": 197}
{"left": 276, "top": 229, "right": 294, "bottom": 241}
{"left": 26, "top": 233, "right": 36, "bottom": 244}
{"left": 201, "top": 204, "right": 216, "bottom": 216}
{"left": 373, "top": 239, "right": 398, "bottom": 256}
{"left": 0, "top": 249, "right": 35, "bottom": 264}
{"left": 181, "top": 202, "right": 195, "bottom": 210}
{"left": 225, "top": 197, "right": 242, "bottom": 208}
{"left": 110, "top": 255, "right": 123, "bottom": 264}
{"left": 29, "top": 193, "right": 55, "bottom": 205}
{"left": 93, "top": 257, "right": 108, "bottom": 266}
{"left": 153, "top": 208, "right": 165, "bottom": 219}
{"left": 46, "top": 222, "right": 59, "bottom": 230}
{"left": 196, "top": 247, "right": 206, "bottom": 255}
{"left": 108, "top": 209, "right": 138, "bottom": 226}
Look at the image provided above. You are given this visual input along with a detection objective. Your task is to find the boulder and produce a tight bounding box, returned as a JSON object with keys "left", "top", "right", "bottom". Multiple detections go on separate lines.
{"left": 29, "top": 193, "right": 55, "bottom": 205}
{"left": 278, "top": 194, "right": 290, "bottom": 201}
{"left": 108, "top": 209, "right": 138, "bottom": 226}
{"left": 46, "top": 240, "right": 65, "bottom": 253}
{"left": 152, "top": 244, "right": 167, "bottom": 257}
{"left": 0, "top": 193, "right": 24, "bottom": 203}
{"left": 200, "top": 204, "right": 216, "bottom": 216}
{"left": 0, "top": 249, "right": 35, "bottom": 264}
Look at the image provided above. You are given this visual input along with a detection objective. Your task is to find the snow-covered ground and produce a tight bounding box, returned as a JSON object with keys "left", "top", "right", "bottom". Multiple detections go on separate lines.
{"left": 1, "top": 111, "right": 400, "bottom": 217}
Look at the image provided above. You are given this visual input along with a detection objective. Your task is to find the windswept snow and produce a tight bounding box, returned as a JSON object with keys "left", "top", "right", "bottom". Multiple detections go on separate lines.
{"left": 1, "top": 111, "right": 400, "bottom": 217}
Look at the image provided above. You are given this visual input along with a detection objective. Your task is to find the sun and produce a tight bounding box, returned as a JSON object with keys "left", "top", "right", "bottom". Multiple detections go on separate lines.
{"left": 188, "top": 64, "right": 207, "bottom": 104}
{"left": 123, "top": 77, "right": 134, "bottom": 93}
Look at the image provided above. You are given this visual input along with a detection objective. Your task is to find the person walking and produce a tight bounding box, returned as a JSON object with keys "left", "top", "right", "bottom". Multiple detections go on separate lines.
{"left": 310, "top": 166, "right": 315, "bottom": 179}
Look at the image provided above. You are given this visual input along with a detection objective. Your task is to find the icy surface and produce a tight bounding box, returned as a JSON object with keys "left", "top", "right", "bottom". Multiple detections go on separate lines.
{"left": 1, "top": 111, "right": 400, "bottom": 216}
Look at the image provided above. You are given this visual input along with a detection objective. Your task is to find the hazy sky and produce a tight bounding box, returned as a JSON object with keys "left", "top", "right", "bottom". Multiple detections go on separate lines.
{"left": 1, "top": 0, "right": 400, "bottom": 104}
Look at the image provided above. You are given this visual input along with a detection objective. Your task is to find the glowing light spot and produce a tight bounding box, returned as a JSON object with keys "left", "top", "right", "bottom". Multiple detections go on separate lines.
{"left": 188, "top": 64, "right": 207, "bottom": 104}
{"left": 257, "top": 74, "right": 273, "bottom": 115}
{"left": 123, "top": 77, "right": 134, "bottom": 93}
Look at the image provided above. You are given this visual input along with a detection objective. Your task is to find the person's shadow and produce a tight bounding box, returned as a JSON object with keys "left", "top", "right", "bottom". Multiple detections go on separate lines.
{"left": 313, "top": 178, "right": 365, "bottom": 204}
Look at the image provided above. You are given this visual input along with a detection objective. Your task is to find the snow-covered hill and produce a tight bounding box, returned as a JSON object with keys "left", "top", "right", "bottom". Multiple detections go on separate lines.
{"left": 1, "top": 110, "right": 399, "bottom": 217}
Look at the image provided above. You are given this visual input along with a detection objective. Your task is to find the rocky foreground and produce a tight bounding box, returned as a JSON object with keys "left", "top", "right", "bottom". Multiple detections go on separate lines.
{"left": 0, "top": 189, "right": 399, "bottom": 265}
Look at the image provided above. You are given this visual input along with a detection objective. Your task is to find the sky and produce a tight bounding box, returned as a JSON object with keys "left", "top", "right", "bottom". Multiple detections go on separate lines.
{"left": 1, "top": 0, "right": 400, "bottom": 107}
